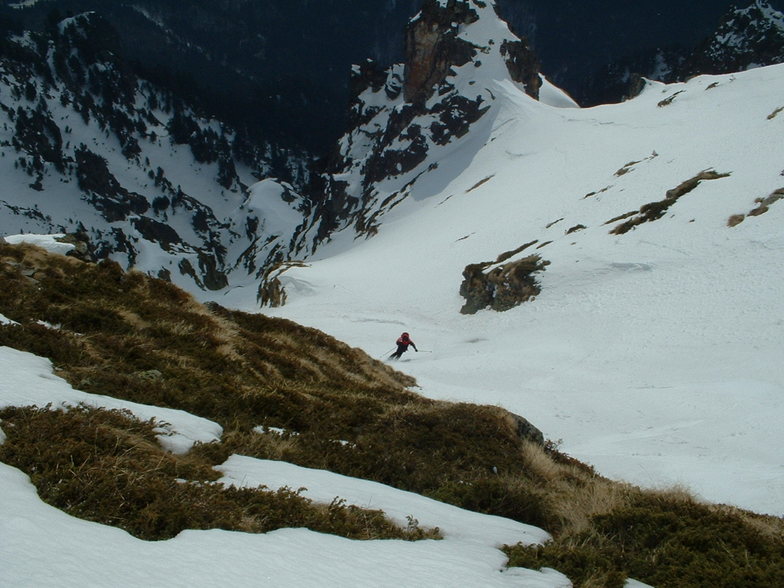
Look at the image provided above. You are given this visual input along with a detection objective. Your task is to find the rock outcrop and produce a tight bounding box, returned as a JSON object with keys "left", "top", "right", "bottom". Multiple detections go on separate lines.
{"left": 403, "top": 0, "right": 481, "bottom": 106}
{"left": 459, "top": 254, "right": 549, "bottom": 314}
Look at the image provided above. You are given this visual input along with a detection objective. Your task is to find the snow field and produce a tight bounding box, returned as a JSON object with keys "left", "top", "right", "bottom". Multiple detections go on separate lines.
{"left": 257, "top": 64, "right": 784, "bottom": 517}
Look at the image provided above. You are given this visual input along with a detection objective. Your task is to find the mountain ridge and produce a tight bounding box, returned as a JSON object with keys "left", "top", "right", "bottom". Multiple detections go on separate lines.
{"left": 0, "top": 11, "right": 311, "bottom": 292}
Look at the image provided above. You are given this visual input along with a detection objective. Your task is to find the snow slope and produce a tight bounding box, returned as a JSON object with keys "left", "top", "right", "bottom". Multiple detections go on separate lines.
{"left": 229, "top": 63, "right": 784, "bottom": 517}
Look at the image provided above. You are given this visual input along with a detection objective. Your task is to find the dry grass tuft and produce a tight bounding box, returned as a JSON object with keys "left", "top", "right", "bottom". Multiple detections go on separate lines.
{"left": 611, "top": 170, "right": 730, "bottom": 235}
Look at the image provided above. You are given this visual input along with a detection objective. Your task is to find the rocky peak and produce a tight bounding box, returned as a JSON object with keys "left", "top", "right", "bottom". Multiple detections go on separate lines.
{"left": 403, "top": 0, "right": 540, "bottom": 105}
{"left": 403, "top": 0, "right": 480, "bottom": 105}
{"left": 290, "top": 0, "right": 544, "bottom": 264}
{"left": 684, "top": 0, "right": 784, "bottom": 76}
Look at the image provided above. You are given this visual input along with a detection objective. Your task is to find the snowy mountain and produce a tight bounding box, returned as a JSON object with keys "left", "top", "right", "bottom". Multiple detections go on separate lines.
{"left": 685, "top": 0, "right": 784, "bottom": 76}
{"left": 230, "top": 0, "right": 784, "bottom": 519}
{"left": 2, "top": 1, "right": 784, "bottom": 585}
{"left": 585, "top": 0, "right": 784, "bottom": 103}
{"left": 276, "top": 0, "right": 573, "bottom": 299}
{"left": 0, "top": 12, "right": 309, "bottom": 291}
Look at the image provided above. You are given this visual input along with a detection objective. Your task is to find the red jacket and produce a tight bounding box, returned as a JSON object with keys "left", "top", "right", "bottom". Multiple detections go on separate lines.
{"left": 396, "top": 335, "right": 416, "bottom": 350}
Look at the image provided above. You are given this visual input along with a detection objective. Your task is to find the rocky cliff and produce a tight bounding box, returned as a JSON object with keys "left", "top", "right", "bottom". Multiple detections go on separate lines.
{"left": 295, "top": 0, "right": 546, "bottom": 259}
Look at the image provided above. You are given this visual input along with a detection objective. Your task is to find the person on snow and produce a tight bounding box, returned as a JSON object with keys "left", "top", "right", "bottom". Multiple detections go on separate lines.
{"left": 390, "top": 332, "right": 417, "bottom": 360}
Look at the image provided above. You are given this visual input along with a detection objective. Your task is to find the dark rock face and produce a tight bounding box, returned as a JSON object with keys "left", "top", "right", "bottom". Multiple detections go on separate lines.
{"left": 13, "top": 109, "right": 65, "bottom": 172}
{"left": 460, "top": 254, "right": 550, "bottom": 314}
{"left": 683, "top": 1, "right": 784, "bottom": 77}
{"left": 404, "top": 0, "right": 479, "bottom": 105}
{"left": 501, "top": 39, "right": 542, "bottom": 100}
{"left": 430, "top": 95, "right": 489, "bottom": 145}
{"left": 363, "top": 122, "right": 431, "bottom": 185}
{"left": 75, "top": 147, "right": 149, "bottom": 223}
{"left": 0, "top": 10, "right": 309, "bottom": 293}
{"left": 587, "top": 1, "right": 784, "bottom": 105}
{"left": 293, "top": 0, "right": 544, "bottom": 262}
{"left": 131, "top": 217, "right": 182, "bottom": 249}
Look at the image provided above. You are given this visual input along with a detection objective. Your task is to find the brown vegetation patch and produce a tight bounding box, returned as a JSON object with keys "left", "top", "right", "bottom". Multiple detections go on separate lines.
{"left": 615, "top": 152, "right": 658, "bottom": 178}
{"left": 466, "top": 175, "right": 495, "bottom": 193}
{"left": 505, "top": 488, "right": 784, "bottom": 587}
{"left": 0, "top": 405, "right": 439, "bottom": 542}
{"left": 604, "top": 210, "right": 637, "bottom": 225}
{"left": 583, "top": 186, "right": 611, "bottom": 199}
{"left": 768, "top": 106, "right": 783, "bottom": 120}
{"left": 610, "top": 170, "right": 730, "bottom": 235}
{"left": 727, "top": 214, "right": 745, "bottom": 227}
{"left": 615, "top": 161, "right": 641, "bottom": 177}
{"left": 727, "top": 188, "right": 784, "bottom": 226}
{"left": 657, "top": 90, "right": 684, "bottom": 107}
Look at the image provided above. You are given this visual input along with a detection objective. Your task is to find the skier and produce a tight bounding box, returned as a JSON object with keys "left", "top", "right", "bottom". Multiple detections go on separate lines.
{"left": 389, "top": 332, "right": 417, "bottom": 360}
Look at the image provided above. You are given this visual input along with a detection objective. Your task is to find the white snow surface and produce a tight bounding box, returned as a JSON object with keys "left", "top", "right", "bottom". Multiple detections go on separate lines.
{"left": 217, "top": 455, "right": 551, "bottom": 548}
{"left": 2, "top": 5, "right": 783, "bottom": 584}
{"left": 0, "top": 314, "right": 19, "bottom": 326}
{"left": 223, "top": 64, "right": 784, "bottom": 518}
{"left": 0, "top": 456, "right": 570, "bottom": 587}
{"left": 3, "top": 233, "right": 75, "bottom": 256}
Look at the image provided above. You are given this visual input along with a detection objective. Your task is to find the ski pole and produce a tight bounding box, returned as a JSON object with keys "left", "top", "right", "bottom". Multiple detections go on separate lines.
{"left": 379, "top": 347, "right": 396, "bottom": 359}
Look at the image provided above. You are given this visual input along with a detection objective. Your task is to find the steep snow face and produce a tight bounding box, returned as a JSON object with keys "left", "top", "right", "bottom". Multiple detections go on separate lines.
{"left": 0, "top": 12, "right": 307, "bottom": 293}
{"left": 293, "top": 0, "right": 572, "bottom": 257}
{"left": 246, "top": 63, "right": 784, "bottom": 516}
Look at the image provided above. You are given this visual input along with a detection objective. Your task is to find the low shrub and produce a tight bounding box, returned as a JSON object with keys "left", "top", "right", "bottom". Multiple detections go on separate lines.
{"left": 0, "top": 405, "right": 440, "bottom": 542}
{"left": 504, "top": 490, "right": 784, "bottom": 587}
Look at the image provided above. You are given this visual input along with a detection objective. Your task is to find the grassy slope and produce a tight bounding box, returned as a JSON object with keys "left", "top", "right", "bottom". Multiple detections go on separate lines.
{"left": 0, "top": 242, "right": 782, "bottom": 586}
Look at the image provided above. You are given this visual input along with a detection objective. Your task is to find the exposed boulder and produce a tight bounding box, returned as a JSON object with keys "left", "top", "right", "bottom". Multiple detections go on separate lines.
{"left": 507, "top": 411, "right": 545, "bottom": 446}
{"left": 460, "top": 254, "right": 549, "bottom": 314}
